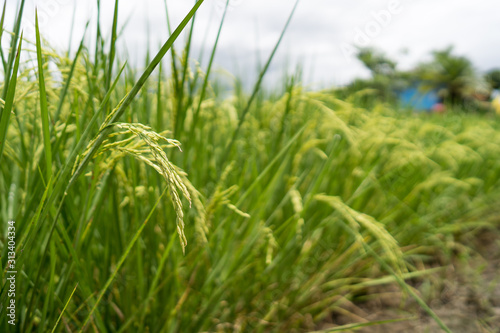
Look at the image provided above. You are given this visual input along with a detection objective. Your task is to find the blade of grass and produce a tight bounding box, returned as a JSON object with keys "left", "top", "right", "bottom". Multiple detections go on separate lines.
{"left": 67, "top": 0, "right": 78, "bottom": 55}
{"left": 235, "top": 124, "right": 306, "bottom": 207}
{"left": 51, "top": 283, "right": 78, "bottom": 333}
{"left": 0, "top": 0, "right": 25, "bottom": 108}
{"left": 79, "top": 187, "right": 168, "bottom": 332}
{"left": 156, "top": 59, "right": 164, "bottom": 129}
{"left": 40, "top": 241, "right": 57, "bottom": 330}
{"left": 35, "top": 11, "right": 53, "bottom": 182}
{"left": 189, "top": 0, "right": 229, "bottom": 137}
{"left": 164, "top": 0, "right": 181, "bottom": 112}
{"left": 93, "top": 0, "right": 102, "bottom": 98}
{"left": 220, "top": 0, "right": 300, "bottom": 168}
{"left": 105, "top": 0, "right": 119, "bottom": 92}
{"left": 0, "top": 0, "right": 8, "bottom": 70}
{"left": 173, "top": 2, "right": 197, "bottom": 138}
{"left": 309, "top": 317, "right": 418, "bottom": 332}
{"left": 0, "top": 34, "right": 22, "bottom": 164}
{"left": 52, "top": 22, "right": 89, "bottom": 129}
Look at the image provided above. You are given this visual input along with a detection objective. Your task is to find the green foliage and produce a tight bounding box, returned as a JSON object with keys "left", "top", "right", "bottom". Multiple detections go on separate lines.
{"left": 35, "top": 11, "right": 53, "bottom": 182}
{"left": 356, "top": 47, "right": 397, "bottom": 77}
{"left": 486, "top": 68, "right": 500, "bottom": 90}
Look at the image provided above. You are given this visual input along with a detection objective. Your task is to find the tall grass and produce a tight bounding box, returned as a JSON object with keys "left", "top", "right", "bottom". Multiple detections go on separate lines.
{"left": 1, "top": 1, "right": 499, "bottom": 332}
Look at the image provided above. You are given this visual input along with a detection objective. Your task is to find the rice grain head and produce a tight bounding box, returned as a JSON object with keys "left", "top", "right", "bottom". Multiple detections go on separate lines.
{"left": 79, "top": 122, "right": 193, "bottom": 253}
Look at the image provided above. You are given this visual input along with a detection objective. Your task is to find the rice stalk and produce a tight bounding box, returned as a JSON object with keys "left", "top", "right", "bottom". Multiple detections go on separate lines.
{"left": 92, "top": 122, "right": 193, "bottom": 252}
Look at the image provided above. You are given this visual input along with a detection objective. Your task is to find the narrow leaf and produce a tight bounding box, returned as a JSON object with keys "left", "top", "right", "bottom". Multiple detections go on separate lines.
{"left": 35, "top": 10, "right": 53, "bottom": 181}
{"left": 0, "top": 34, "right": 22, "bottom": 163}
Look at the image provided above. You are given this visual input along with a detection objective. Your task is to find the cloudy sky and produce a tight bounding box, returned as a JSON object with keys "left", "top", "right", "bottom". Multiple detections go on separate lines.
{"left": 8, "top": 0, "right": 500, "bottom": 88}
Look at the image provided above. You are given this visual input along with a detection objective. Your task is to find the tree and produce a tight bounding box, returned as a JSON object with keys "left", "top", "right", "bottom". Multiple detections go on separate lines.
{"left": 415, "top": 47, "right": 479, "bottom": 104}
{"left": 486, "top": 69, "right": 500, "bottom": 90}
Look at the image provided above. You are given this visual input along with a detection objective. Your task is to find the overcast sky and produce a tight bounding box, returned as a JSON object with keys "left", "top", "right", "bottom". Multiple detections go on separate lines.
{"left": 8, "top": 0, "right": 500, "bottom": 88}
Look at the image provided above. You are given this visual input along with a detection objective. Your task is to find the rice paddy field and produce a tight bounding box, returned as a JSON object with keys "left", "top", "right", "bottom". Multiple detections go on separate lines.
{"left": 1, "top": 1, "right": 500, "bottom": 332}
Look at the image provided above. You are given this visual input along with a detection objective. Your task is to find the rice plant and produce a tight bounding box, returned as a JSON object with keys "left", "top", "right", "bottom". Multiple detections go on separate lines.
{"left": 0, "top": 1, "right": 499, "bottom": 332}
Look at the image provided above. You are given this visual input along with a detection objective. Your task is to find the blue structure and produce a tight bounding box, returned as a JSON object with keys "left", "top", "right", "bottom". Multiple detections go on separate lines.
{"left": 399, "top": 86, "right": 440, "bottom": 111}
